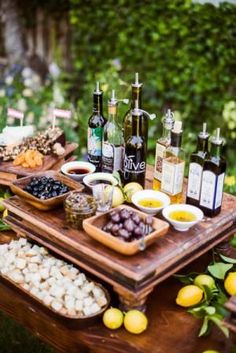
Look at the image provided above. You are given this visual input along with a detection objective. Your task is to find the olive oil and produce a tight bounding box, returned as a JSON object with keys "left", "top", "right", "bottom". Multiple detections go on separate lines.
{"left": 199, "top": 128, "right": 226, "bottom": 217}
{"left": 102, "top": 90, "right": 124, "bottom": 174}
{"left": 87, "top": 82, "right": 107, "bottom": 172}
{"left": 168, "top": 210, "right": 197, "bottom": 222}
{"left": 186, "top": 123, "right": 209, "bottom": 207}
{"left": 153, "top": 109, "right": 175, "bottom": 191}
{"left": 123, "top": 73, "right": 143, "bottom": 142}
{"left": 161, "top": 121, "right": 185, "bottom": 204}
{"left": 123, "top": 100, "right": 146, "bottom": 187}
{"left": 138, "top": 198, "right": 164, "bottom": 208}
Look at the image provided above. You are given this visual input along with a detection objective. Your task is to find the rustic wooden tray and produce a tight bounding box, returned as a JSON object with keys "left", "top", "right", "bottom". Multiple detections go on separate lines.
{"left": 83, "top": 205, "right": 169, "bottom": 255}
{"left": 0, "top": 142, "right": 78, "bottom": 177}
{"left": 2, "top": 166, "right": 236, "bottom": 311}
{"left": 10, "top": 171, "right": 84, "bottom": 211}
{"left": 0, "top": 236, "right": 110, "bottom": 329}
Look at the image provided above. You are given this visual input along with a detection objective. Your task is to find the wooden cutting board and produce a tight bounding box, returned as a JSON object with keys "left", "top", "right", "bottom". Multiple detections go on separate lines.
{"left": 0, "top": 142, "right": 78, "bottom": 177}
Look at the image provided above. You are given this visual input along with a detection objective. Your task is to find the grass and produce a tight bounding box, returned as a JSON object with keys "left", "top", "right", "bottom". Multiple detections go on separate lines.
{"left": 0, "top": 311, "right": 55, "bottom": 353}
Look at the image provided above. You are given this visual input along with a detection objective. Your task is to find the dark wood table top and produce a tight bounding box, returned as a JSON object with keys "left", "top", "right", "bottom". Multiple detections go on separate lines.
{"left": 3, "top": 165, "right": 236, "bottom": 301}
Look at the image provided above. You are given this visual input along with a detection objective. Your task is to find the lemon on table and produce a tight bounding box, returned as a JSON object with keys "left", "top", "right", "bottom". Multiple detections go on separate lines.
{"left": 103, "top": 308, "right": 124, "bottom": 330}
{"left": 105, "top": 185, "right": 125, "bottom": 207}
{"left": 176, "top": 285, "right": 203, "bottom": 307}
{"left": 202, "top": 351, "right": 220, "bottom": 353}
{"left": 123, "top": 182, "right": 143, "bottom": 203}
{"left": 224, "top": 272, "right": 236, "bottom": 295}
{"left": 124, "top": 310, "right": 148, "bottom": 334}
{"left": 194, "top": 274, "right": 216, "bottom": 290}
{"left": 2, "top": 209, "right": 8, "bottom": 218}
{"left": 0, "top": 197, "right": 5, "bottom": 212}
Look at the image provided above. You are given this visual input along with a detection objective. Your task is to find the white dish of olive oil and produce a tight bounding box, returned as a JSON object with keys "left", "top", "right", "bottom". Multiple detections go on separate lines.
{"left": 162, "top": 204, "right": 203, "bottom": 232}
{"left": 132, "top": 190, "right": 170, "bottom": 215}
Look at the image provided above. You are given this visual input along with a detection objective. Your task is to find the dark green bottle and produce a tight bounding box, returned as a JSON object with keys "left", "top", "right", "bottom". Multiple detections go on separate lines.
{"left": 123, "top": 101, "right": 146, "bottom": 187}
{"left": 87, "top": 82, "right": 107, "bottom": 172}
{"left": 123, "top": 72, "right": 143, "bottom": 142}
{"left": 199, "top": 128, "right": 226, "bottom": 217}
{"left": 186, "top": 123, "right": 209, "bottom": 207}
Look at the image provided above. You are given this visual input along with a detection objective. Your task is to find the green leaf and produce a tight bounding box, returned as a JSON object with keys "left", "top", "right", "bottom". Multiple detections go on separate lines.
{"left": 188, "top": 305, "right": 208, "bottom": 318}
{"left": 219, "top": 253, "right": 236, "bottom": 264}
{"left": 230, "top": 235, "right": 236, "bottom": 248}
{"left": 208, "top": 263, "right": 233, "bottom": 280}
{"left": 199, "top": 316, "right": 210, "bottom": 337}
{"left": 209, "top": 315, "right": 229, "bottom": 338}
{"left": 173, "top": 272, "right": 198, "bottom": 284}
{"left": 204, "top": 306, "right": 216, "bottom": 315}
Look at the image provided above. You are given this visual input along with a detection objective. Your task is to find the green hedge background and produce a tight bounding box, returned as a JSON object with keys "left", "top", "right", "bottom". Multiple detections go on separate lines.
{"left": 69, "top": 0, "right": 236, "bottom": 173}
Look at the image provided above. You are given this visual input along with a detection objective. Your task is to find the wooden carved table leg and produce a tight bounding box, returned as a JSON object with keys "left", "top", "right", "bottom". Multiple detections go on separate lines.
{"left": 113, "top": 285, "right": 154, "bottom": 312}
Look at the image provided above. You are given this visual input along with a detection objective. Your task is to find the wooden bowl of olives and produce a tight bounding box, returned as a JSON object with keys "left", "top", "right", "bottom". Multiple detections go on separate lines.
{"left": 10, "top": 171, "right": 84, "bottom": 211}
{"left": 83, "top": 205, "right": 169, "bottom": 255}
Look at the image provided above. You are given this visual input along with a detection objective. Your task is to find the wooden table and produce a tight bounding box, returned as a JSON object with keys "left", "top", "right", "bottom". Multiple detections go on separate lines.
{"left": 0, "top": 241, "right": 234, "bottom": 353}
{"left": 0, "top": 166, "right": 236, "bottom": 352}
{"left": 3, "top": 166, "right": 236, "bottom": 310}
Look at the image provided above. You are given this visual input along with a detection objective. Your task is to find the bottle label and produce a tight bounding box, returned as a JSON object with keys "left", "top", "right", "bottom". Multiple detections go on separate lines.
{"left": 154, "top": 143, "right": 166, "bottom": 181}
{"left": 187, "top": 162, "right": 203, "bottom": 200}
{"left": 87, "top": 127, "right": 103, "bottom": 156}
{"left": 215, "top": 173, "right": 225, "bottom": 208}
{"left": 102, "top": 142, "right": 123, "bottom": 172}
{"left": 161, "top": 159, "right": 185, "bottom": 195}
{"left": 200, "top": 171, "right": 216, "bottom": 209}
{"left": 124, "top": 154, "right": 146, "bottom": 174}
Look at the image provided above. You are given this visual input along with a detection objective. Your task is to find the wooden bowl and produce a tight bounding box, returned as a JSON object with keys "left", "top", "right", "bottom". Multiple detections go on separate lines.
{"left": 0, "top": 237, "right": 110, "bottom": 329}
{"left": 83, "top": 205, "right": 169, "bottom": 255}
{"left": 10, "top": 171, "right": 84, "bottom": 211}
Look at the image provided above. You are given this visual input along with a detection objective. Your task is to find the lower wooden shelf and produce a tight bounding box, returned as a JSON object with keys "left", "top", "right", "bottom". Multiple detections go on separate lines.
{"left": 0, "top": 242, "right": 234, "bottom": 353}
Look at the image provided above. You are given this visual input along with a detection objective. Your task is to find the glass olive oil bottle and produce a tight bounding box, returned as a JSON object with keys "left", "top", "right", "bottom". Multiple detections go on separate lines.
{"left": 153, "top": 109, "right": 175, "bottom": 191}
{"left": 123, "top": 72, "right": 143, "bottom": 142}
{"left": 123, "top": 100, "right": 146, "bottom": 187}
{"left": 161, "top": 121, "right": 185, "bottom": 204}
{"left": 199, "top": 128, "right": 226, "bottom": 217}
{"left": 186, "top": 123, "right": 209, "bottom": 207}
{"left": 102, "top": 90, "right": 124, "bottom": 174}
{"left": 87, "top": 82, "right": 107, "bottom": 172}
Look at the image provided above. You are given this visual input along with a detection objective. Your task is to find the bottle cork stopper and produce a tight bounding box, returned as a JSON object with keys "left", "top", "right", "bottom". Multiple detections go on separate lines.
{"left": 173, "top": 121, "right": 182, "bottom": 133}
{"left": 202, "top": 122, "right": 207, "bottom": 134}
{"left": 95, "top": 81, "right": 100, "bottom": 93}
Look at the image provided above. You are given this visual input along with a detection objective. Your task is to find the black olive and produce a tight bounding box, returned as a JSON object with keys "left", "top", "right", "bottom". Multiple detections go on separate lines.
{"left": 119, "top": 209, "right": 130, "bottom": 220}
{"left": 132, "top": 213, "right": 141, "bottom": 225}
{"left": 117, "top": 228, "right": 131, "bottom": 240}
{"left": 111, "top": 213, "right": 121, "bottom": 223}
{"left": 133, "top": 227, "right": 142, "bottom": 237}
{"left": 111, "top": 224, "right": 120, "bottom": 236}
{"left": 139, "top": 221, "right": 145, "bottom": 230}
{"left": 124, "top": 219, "right": 134, "bottom": 232}
{"left": 105, "top": 222, "right": 113, "bottom": 232}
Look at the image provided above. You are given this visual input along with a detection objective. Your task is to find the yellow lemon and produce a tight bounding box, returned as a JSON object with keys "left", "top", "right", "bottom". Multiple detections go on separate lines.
{"left": 202, "top": 351, "right": 220, "bottom": 353}
{"left": 2, "top": 209, "right": 8, "bottom": 218}
{"left": 194, "top": 274, "right": 216, "bottom": 290}
{"left": 176, "top": 285, "right": 203, "bottom": 307}
{"left": 0, "top": 197, "right": 5, "bottom": 212}
{"left": 123, "top": 182, "right": 143, "bottom": 203}
{"left": 124, "top": 310, "right": 148, "bottom": 334}
{"left": 224, "top": 272, "right": 236, "bottom": 296}
{"left": 105, "top": 185, "right": 125, "bottom": 207}
{"left": 103, "top": 308, "right": 123, "bottom": 330}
